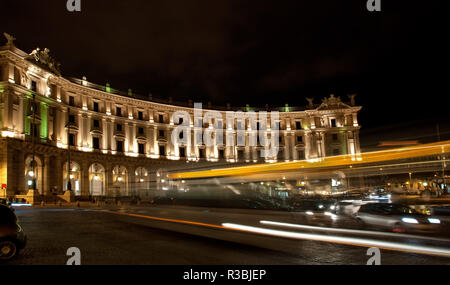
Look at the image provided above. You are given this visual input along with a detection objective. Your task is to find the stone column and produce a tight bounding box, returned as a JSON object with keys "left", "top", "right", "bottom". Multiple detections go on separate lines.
{"left": 102, "top": 118, "right": 108, "bottom": 153}
{"left": 81, "top": 160, "right": 90, "bottom": 197}
{"left": 354, "top": 130, "right": 361, "bottom": 154}
{"left": 319, "top": 132, "right": 326, "bottom": 158}
{"left": 105, "top": 164, "right": 113, "bottom": 197}
{"left": 167, "top": 125, "right": 173, "bottom": 157}
{"left": 124, "top": 122, "right": 129, "bottom": 152}
{"left": 43, "top": 155, "right": 50, "bottom": 196}
{"left": 53, "top": 155, "right": 62, "bottom": 194}
{"left": 17, "top": 95, "right": 24, "bottom": 135}
{"left": 129, "top": 166, "right": 136, "bottom": 197}
{"left": 16, "top": 150, "right": 25, "bottom": 194}
{"left": 289, "top": 133, "right": 295, "bottom": 161}
{"left": 304, "top": 132, "right": 312, "bottom": 160}
{"left": 153, "top": 126, "right": 158, "bottom": 155}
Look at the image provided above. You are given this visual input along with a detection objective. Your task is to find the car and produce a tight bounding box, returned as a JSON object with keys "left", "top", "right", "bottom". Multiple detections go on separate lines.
{"left": 0, "top": 204, "right": 27, "bottom": 261}
{"left": 291, "top": 200, "right": 338, "bottom": 221}
{"left": 364, "top": 188, "right": 391, "bottom": 200}
{"left": 354, "top": 203, "right": 441, "bottom": 233}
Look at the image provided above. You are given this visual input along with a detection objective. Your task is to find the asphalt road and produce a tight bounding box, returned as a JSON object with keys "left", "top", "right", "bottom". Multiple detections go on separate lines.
{"left": 3, "top": 205, "right": 450, "bottom": 265}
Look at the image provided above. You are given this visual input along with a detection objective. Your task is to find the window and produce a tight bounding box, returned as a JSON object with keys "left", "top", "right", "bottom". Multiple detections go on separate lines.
{"left": 69, "top": 96, "right": 75, "bottom": 106}
{"left": 30, "top": 101, "right": 38, "bottom": 113}
{"left": 31, "top": 81, "right": 37, "bottom": 92}
{"left": 332, "top": 134, "right": 338, "bottom": 141}
{"left": 237, "top": 150, "right": 244, "bottom": 160}
{"left": 296, "top": 121, "right": 302, "bottom": 130}
{"left": 333, "top": 149, "right": 340, "bottom": 156}
{"left": 297, "top": 136, "right": 303, "bottom": 143}
{"left": 179, "top": 131, "right": 184, "bottom": 139}
{"left": 69, "top": 115, "right": 76, "bottom": 124}
{"left": 330, "top": 119, "right": 337, "bottom": 128}
{"left": 138, "top": 111, "right": 144, "bottom": 120}
{"left": 219, "top": 149, "right": 224, "bottom": 159}
{"left": 279, "top": 136, "right": 283, "bottom": 143}
{"left": 93, "top": 101, "right": 99, "bottom": 112}
{"left": 237, "top": 134, "right": 244, "bottom": 146}
{"left": 138, "top": 143, "right": 145, "bottom": 154}
{"left": 237, "top": 121, "right": 243, "bottom": 130}
{"left": 69, "top": 133, "right": 76, "bottom": 146}
{"left": 297, "top": 150, "right": 305, "bottom": 160}
{"left": 30, "top": 123, "right": 39, "bottom": 138}
{"left": 178, "top": 117, "right": 183, "bottom": 125}
{"left": 93, "top": 137, "right": 100, "bottom": 150}
{"left": 116, "top": 140, "right": 124, "bottom": 152}
{"left": 159, "top": 130, "right": 165, "bottom": 137}
{"left": 138, "top": 127, "right": 144, "bottom": 135}
{"left": 93, "top": 119, "right": 100, "bottom": 128}
{"left": 116, "top": 124, "right": 122, "bottom": 132}
{"left": 199, "top": 148, "right": 205, "bottom": 159}
{"left": 116, "top": 107, "right": 122, "bottom": 116}
{"left": 159, "top": 145, "right": 165, "bottom": 156}
{"left": 278, "top": 149, "right": 284, "bottom": 160}
{"left": 179, "top": 147, "right": 185, "bottom": 158}
{"left": 159, "top": 114, "right": 164, "bottom": 123}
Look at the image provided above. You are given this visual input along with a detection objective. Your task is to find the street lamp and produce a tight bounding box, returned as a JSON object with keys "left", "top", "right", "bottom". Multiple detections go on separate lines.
{"left": 409, "top": 172, "right": 412, "bottom": 190}
{"left": 30, "top": 93, "right": 37, "bottom": 191}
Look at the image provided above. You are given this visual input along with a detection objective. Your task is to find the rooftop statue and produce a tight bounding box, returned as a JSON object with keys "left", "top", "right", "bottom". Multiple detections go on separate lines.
{"left": 348, "top": 94, "right": 356, "bottom": 106}
{"left": 3, "top": 32, "right": 16, "bottom": 46}
{"left": 28, "top": 47, "right": 62, "bottom": 76}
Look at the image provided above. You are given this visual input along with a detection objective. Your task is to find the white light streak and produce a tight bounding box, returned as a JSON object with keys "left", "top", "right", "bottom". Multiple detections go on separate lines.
{"left": 222, "top": 223, "right": 450, "bottom": 257}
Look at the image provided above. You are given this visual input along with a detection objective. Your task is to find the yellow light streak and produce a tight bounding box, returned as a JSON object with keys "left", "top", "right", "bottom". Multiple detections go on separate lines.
{"left": 168, "top": 140, "right": 450, "bottom": 180}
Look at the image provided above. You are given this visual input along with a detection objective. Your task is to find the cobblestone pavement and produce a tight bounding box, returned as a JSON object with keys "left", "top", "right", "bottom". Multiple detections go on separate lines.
{"left": 2, "top": 206, "right": 450, "bottom": 265}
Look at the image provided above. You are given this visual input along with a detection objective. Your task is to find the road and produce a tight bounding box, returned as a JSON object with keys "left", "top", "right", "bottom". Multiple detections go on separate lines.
{"left": 3, "top": 205, "right": 450, "bottom": 265}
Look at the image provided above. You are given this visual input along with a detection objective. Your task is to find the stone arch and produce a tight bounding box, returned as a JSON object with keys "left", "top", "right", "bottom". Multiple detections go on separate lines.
{"left": 156, "top": 168, "right": 169, "bottom": 191}
{"left": 133, "top": 166, "right": 149, "bottom": 197}
{"left": 112, "top": 165, "right": 128, "bottom": 196}
{"left": 25, "top": 155, "right": 43, "bottom": 195}
{"left": 89, "top": 163, "right": 105, "bottom": 196}
{"left": 63, "top": 161, "right": 81, "bottom": 196}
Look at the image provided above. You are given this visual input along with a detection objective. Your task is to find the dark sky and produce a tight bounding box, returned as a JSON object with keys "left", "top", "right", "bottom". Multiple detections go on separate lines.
{"left": 1, "top": 0, "right": 448, "bottom": 146}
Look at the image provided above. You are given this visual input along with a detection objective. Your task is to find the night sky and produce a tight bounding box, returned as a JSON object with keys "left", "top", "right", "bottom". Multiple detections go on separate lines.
{"left": 1, "top": 0, "right": 448, "bottom": 148}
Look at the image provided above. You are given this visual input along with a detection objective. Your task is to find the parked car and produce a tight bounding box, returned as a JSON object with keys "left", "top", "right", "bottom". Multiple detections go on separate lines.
{"left": 0, "top": 204, "right": 27, "bottom": 261}
{"left": 354, "top": 203, "right": 441, "bottom": 233}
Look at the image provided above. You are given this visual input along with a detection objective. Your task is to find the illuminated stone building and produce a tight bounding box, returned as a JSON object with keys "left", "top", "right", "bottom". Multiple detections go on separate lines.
{"left": 0, "top": 34, "right": 361, "bottom": 200}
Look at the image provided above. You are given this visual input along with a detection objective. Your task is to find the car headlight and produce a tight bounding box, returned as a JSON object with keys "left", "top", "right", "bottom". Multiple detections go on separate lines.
{"left": 428, "top": 218, "right": 441, "bottom": 224}
{"left": 401, "top": 217, "right": 419, "bottom": 224}
{"left": 306, "top": 211, "right": 314, "bottom": 216}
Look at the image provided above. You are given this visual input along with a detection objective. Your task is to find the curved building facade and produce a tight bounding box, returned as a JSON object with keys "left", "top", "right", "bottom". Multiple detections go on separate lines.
{"left": 0, "top": 35, "right": 361, "bottom": 200}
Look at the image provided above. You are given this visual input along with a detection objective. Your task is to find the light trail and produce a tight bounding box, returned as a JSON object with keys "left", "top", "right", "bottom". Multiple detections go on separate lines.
{"left": 169, "top": 140, "right": 450, "bottom": 179}
{"left": 101, "top": 209, "right": 450, "bottom": 257}
{"left": 222, "top": 223, "right": 450, "bottom": 257}
{"left": 260, "top": 220, "right": 450, "bottom": 243}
